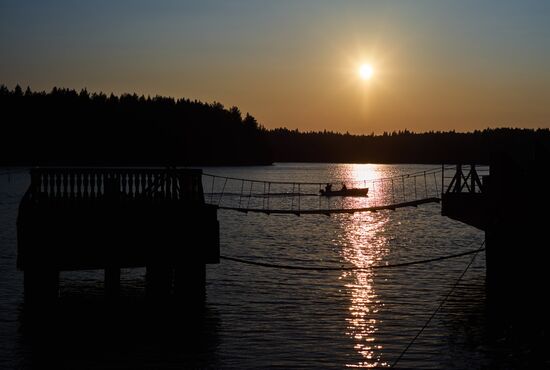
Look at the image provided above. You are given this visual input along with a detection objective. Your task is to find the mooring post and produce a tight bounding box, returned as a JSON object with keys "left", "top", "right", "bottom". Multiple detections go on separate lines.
{"left": 105, "top": 266, "right": 121, "bottom": 298}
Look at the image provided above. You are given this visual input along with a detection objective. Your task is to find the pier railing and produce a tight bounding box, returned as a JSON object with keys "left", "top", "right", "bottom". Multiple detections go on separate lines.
{"left": 17, "top": 166, "right": 220, "bottom": 284}
{"left": 441, "top": 164, "right": 489, "bottom": 195}
{"left": 441, "top": 164, "right": 489, "bottom": 230}
{"left": 27, "top": 167, "right": 205, "bottom": 203}
{"left": 201, "top": 166, "right": 449, "bottom": 215}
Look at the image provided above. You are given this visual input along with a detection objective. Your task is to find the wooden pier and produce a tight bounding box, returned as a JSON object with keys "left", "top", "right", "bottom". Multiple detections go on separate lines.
{"left": 441, "top": 164, "right": 487, "bottom": 231}
{"left": 441, "top": 159, "right": 550, "bottom": 321}
{"left": 17, "top": 167, "right": 219, "bottom": 303}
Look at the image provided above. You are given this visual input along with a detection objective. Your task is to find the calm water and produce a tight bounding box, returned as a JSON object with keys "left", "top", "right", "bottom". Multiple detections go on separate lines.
{"left": 0, "top": 163, "right": 511, "bottom": 369}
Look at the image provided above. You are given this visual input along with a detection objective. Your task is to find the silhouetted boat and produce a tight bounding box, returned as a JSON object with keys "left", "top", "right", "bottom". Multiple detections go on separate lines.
{"left": 319, "top": 188, "right": 369, "bottom": 197}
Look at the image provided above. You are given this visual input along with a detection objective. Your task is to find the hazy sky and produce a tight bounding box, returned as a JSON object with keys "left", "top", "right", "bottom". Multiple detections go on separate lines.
{"left": 1, "top": 0, "right": 549, "bottom": 134}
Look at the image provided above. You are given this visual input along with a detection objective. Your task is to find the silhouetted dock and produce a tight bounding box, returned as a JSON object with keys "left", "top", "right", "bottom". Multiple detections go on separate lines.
{"left": 441, "top": 158, "right": 550, "bottom": 322}
{"left": 442, "top": 164, "right": 487, "bottom": 230}
{"left": 17, "top": 167, "right": 219, "bottom": 303}
{"left": 17, "top": 160, "right": 550, "bottom": 326}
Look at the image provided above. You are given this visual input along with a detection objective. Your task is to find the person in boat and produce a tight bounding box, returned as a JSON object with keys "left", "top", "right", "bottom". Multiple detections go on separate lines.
{"left": 341, "top": 182, "right": 347, "bottom": 191}
{"left": 324, "top": 183, "right": 332, "bottom": 193}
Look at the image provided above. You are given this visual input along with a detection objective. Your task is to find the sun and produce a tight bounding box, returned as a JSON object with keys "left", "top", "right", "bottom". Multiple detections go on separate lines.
{"left": 359, "top": 64, "right": 373, "bottom": 80}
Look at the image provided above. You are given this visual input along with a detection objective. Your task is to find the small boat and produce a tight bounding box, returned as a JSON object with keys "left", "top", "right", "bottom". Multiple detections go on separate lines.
{"left": 319, "top": 187, "right": 369, "bottom": 197}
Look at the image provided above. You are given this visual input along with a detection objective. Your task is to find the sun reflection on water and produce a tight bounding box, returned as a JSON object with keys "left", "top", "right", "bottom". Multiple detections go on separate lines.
{"left": 346, "top": 163, "right": 384, "bottom": 183}
{"left": 337, "top": 164, "right": 391, "bottom": 368}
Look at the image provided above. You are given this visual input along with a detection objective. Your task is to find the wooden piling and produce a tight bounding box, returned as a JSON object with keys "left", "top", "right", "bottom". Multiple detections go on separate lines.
{"left": 174, "top": 263, "right": 206, "bottom": 302}
{"left": 442, "top": 155, "right": 550, "bottom": 323}
{"left": 24, "top": 269, "right": 59, "bottom": 304}
{"left": 146, "top": 265, "right": 173, "bottom": 298}
{"left": 105, "top": 267, "right": 121, "bottom": 298}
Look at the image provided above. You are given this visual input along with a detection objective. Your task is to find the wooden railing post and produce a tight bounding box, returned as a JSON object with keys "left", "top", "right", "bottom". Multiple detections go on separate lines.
{"left": 441, "top": 164, "right": 444, "bottom": 197}
{"left": 27, "top": 168, "right": 206, "bottom": 204}
{"left": 31, "top": 169, "right": 40, "bottom": 196}
{"left": 455, "top": 164, "right": 462, "bottom": 192}
{"left": 470, "top": 164, "right": 476, "bottom": 193}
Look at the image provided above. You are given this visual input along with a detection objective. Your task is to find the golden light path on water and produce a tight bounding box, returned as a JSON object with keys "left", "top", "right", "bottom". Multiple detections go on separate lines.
{"left": 337, "top": 164, "right": 392, "bottom": 367}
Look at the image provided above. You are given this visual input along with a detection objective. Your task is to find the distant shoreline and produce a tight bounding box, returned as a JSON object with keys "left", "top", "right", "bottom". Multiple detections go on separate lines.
{"left": 2, "top": 86, "right": 548, "bottom": 167}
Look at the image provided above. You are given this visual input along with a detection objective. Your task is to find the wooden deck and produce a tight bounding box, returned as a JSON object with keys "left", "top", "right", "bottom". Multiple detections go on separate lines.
{"left": 17, "top": 167, "right": 219, "bottom": 302}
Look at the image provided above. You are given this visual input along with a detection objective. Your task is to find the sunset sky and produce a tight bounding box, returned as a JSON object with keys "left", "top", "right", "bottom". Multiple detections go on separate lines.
{"left": 1, "top": 0, "right": 549, "bottom": 134}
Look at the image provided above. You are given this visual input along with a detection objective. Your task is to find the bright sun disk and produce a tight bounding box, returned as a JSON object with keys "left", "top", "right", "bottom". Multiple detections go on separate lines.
{"left": 359, "top": 64, "right": 373, "bottom": 80}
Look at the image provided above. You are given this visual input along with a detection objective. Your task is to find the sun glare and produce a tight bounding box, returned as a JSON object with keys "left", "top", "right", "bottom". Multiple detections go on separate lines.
{"left": 359, "top": 64, "right": 373, "bottom": 80}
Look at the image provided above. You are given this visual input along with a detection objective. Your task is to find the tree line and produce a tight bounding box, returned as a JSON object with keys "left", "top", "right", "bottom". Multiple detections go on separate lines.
{"left": 1, "top": 85, "right": 549, "bottom": 166}
{"left": 268, "top": 127, "right": 550, "bottom": 164}
{"left": 1, "top": 85, "right": 271, "bottom": 166}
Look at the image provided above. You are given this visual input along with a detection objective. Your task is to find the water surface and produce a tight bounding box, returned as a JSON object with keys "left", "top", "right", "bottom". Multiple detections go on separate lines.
{"left": 1, "top": 164, "right": 493, "bottom": 368}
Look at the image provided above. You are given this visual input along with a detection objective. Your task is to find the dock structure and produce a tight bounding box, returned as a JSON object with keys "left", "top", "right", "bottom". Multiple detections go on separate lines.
{"left": 442, "top": 158, "right": 550, "bottom": 318}
{"left": 17, "top": 167, "right": 219, "bottom": 303}
{"left": 441, "top": 164, "right": 487, "bottom": 231}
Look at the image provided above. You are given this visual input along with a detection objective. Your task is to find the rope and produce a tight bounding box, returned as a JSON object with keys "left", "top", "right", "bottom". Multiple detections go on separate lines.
{"left": 246, "top": 181, "right": 253, "bottom": 209}
{"left": 238, "top": 180, "right": 244, "bottom": 208}
{"left": 202, "top": 166, "right": 450, "bottom": 187}
{"left": 433, "top": 172, "right": 438, "bottom": 198}
{"left": 291, "top": 183, "right": 296, "bottom": 210}
{"left": 218, "top": 177, "right": 228, "bottom": 206}
{"left": 216, "top": 197, "right": 440, "bottom": 215}
{"left": 220, "top": 246, "right": 485, "bottom": 271}
{"left": 210, "top": 175, "right": 215, "bottom": 203}
{"left": 390, "top": 241, "right": 484, "bottom": 368}
{"left": 201, "top": 165, "right": 485, "bottom": 214}
{"left": 267, "top": 182, "right": 271, "bottom": 209}
{"left": 298, "top": 183, "right": 301, "bottom": 211}
{"left": 262, "top": 182, "right": 266, "bottom": 209}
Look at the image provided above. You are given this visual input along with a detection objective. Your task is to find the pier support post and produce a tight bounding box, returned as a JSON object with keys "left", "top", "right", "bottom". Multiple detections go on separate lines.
{"left": 146, "top": 265, "right": 173, "bottom": 299}
{"left": 24, "top": 269, "right": 59, "bottom": 304}
{"left": 105, "top": 267, "right": 121, "bottom": 298}
{"left": 174, "top": 264, "right": 206, "bottom": 303}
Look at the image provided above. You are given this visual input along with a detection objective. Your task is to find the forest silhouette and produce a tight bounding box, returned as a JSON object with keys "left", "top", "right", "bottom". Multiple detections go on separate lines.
{"left": 1, "top": 85, "right": 270, "bottom": 166}
{"left": 2, "top": 85, "right": 549, "bottom": 166}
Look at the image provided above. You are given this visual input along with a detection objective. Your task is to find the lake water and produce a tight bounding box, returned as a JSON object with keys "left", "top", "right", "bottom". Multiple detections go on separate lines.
{"left": 0, "top": 163, "right": 512, "bottom": 368}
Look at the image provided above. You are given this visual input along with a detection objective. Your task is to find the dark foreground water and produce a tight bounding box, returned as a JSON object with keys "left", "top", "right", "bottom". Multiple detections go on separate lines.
{"left": 0, "top": 164, "right": 544, "bottom": 369}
